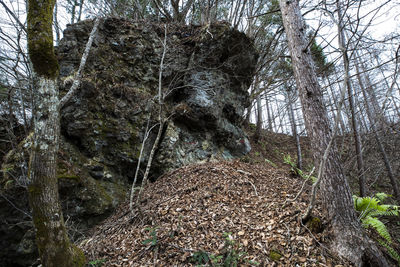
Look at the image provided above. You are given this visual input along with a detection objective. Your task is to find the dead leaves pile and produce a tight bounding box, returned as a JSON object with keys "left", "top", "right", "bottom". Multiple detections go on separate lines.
{"left": 80, "top": 160, "right": 349, "bottom": 266}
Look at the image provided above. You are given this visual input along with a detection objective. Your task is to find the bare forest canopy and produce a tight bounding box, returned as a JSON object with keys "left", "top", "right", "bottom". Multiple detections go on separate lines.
{"left": 1, "top": 0, "right": 399, "bottom": 136}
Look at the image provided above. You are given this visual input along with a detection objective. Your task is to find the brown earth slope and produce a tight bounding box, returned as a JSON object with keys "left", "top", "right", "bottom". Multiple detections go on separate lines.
{"left": 79, "top": 159, "right": 351, "bottom": 266}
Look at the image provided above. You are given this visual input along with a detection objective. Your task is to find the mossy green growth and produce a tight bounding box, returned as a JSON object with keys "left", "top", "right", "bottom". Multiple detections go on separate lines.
{"left": 57, "top": 174, "right": 80, "bottom": 180}
{"left": 30, "top": 186, "right": 86, "bottom": 267}
{"left": 269, "top": 250, "right": 282, "bottom": 261}
{"left": 82, "top": 178, "right": 126, "bottom": 215}
{"left": 27, "top": 184, "right": 41, "bottom": 194}
{"left": 306, "top": 216, "right": 323, "bottom": 233}
{"left": 57, "top": 159, "right": 81, "bottom": 182}
{"left": 70, "top": 244, "right": 86, "bottom": 267}
{"left": 27, "top": 0, "right": 59, "bottom": 78}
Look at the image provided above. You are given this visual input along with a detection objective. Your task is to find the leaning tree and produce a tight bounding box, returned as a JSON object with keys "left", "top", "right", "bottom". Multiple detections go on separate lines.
{"left": 279, "top": 0, "right": 389, "bottom": 265}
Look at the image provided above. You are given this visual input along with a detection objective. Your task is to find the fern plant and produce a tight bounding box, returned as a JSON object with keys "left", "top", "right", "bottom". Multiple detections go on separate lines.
{"left": 353, "top": 193, "right": 400, "bottom": 266}
{"left": 378, "top": 239, "right": 400, "bottom": 265}
{"left": 353, "top": 193, "right": 399, "bottom": 244}
{"left": 283, "top": 154, "right": 316, "bottom": 182}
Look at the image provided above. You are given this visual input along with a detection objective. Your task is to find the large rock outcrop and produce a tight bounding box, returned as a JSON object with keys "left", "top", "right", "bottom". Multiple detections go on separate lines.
{"left": 59, "top": 18, "right": 257, "bottom": 180}
{"left": 0, "top": 18, "right": 257, "bottom": 266}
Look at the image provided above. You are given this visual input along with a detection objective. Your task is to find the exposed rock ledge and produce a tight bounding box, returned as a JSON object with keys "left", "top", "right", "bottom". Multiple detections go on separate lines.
{"left": 0, "top": 18, "right": 257, "bottom": 266}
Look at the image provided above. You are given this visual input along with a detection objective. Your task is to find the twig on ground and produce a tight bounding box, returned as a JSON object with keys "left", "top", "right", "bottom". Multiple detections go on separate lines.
{"left": 245, "top": 179, "right": 258, "bottom": 196}
{"left": 287, "top": 167, "right": 315, "bottom": 203}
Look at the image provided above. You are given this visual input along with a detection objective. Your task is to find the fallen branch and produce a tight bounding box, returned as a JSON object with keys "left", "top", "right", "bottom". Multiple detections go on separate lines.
{"left": 60, "top": 16, "right": 101, "bottom": 108}
{"left": 287, "top": 167, "right": 315, "bottom": 203}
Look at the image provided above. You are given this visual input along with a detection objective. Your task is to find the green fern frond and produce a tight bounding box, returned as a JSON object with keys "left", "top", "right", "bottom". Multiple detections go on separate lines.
{"left": 353, "top": 195, "right": 399, "bottom": 219}
{"left": 353, "top": 196, "right": 380, "bottom": 216}
{"left": 375, "top": 192, "right": 391, "bottom": 201}
{"left": 369, "top": 207, "right": 399, "bottom": 218}
{"left": 378, "top": 239, "right": 400, "bottom": 266}
{"left": 362, "top": 216, "right": 391, "bottom": 244}
{"left": 353, "top": 193, "right": 400, "bottom": 265}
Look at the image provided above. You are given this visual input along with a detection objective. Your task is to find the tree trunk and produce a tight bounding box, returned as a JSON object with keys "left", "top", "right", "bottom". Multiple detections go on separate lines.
{"left": 286, "top": 86, "right": 302, "bottom": 170}
{"left": 53, "top": 2, "right": 60, "bottom": 46}
{"left": 279, "top": 0, "right": 389, "bottom": 265}
{"left": 325, "top": 75, "right": 346, "bottom": 135}
{"left": 265, "top": 93, "right": 273, "bottom": 131}
{"left": 29, "top": 78, "right": 85, "bottom": 267}
{"left": 70, "top": 0, "right": 78, "bottom": 24}
{"left": 27, "top": 0, "right": 85, "bottom": 266}
{"left": 243, "top": 105, "right": 251, "bottom": 128}
{"left": 335, "top": 1, "right": 366, "bottom": 196}
{"left": 77, "top": 0, "right": 84, "bottom": 22}
{"left": 355, "top": 60, "right": 400, "bottom": 204}
{"left": 254, "top": 94, "right": 263, "bottom": 142}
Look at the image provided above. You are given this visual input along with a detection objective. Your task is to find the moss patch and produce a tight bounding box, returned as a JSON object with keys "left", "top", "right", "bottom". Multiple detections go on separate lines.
{"left": 27, "top": 0, "right": 59, "bottom": 78}
{"left": 306, "top": 216, "right": 323, "bottom": 233}
{"left": 269, "top": 250, "right": 282, "bottom": 261}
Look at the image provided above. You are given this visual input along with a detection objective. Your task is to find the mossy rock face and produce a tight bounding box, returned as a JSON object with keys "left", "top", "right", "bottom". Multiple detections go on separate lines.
{"left": 58, "top": 18, "right": 257, "bottom": 183}
{"left": 1, "top": 18, "right": 257, "bottom": 266}
{"left": 0, "top": 136, "right": 128, "bottom": 266}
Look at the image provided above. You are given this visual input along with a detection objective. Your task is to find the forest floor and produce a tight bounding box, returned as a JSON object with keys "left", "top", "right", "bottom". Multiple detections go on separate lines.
{"left": 78, "top": 128, "right": 399, "bottom": 266}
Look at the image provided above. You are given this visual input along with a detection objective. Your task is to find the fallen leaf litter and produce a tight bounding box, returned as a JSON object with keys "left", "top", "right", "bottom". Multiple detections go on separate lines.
{"left": 80, "top": 160, "right": 351, "bottom": 266}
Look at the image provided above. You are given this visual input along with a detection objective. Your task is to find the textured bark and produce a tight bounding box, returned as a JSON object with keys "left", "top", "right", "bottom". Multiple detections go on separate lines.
{"left": 27, "top": 0, "right": 85, "bottom": 266}
{"left": 279, "top": 0, "right": 389, "bottom": 265}
{"left": 28, "top": 79, "right": 85, "bottom": 267}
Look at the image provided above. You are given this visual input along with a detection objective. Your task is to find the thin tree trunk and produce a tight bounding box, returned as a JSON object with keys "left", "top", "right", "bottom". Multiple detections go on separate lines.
{"left": 243, "top": 106, "right": 251, "bottom": 128}
{"left": 253, "top": 94, "right": 263, "bottom": 142}
{"left": 77, "top": 0, "right": 84, "bottom": 22}
{"left": 71, "top": 0, "right": 78, "bottom": 24}
{"left": 136, "top": 25, "right": 168, "bottom": 207}
{"left": 336, "top": 2, "right": 366, "bottom": 196}
{"left": 279, "top": 0, "right": 389, "bottom": 265}
{"left": 274, "top": 96, "right": 282, "bottom": 132}
{"left": 253, "top": 75, "right": 262, "bottom": 142}
{"left": 53, "top": 2, "right": 60, "bottom": 46}
{"left": 356, "top": 60, "right": 400, "bottom": 204}
{"left": 27, "top": 0, "right": 85, "bottom": 265}
{"left": 325, "top": 75, "right": 346, "bottom": 135}
{"left": 265, "top": 93, "right": 273, "bottom": 131}
{"left": 367, "top": 54, "right": 386, "bottom": 123}
{"left": 287, "top": 86, "right": 302, "bottom": 170}
{"left": 60, "top": 17, "right": 101, "bottom": 108}
{"left": 333, "top": 66, "right": 351, "bottom": 131}
{"left": 360, "top": 53, "right": 391, "bottom": 133}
